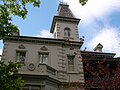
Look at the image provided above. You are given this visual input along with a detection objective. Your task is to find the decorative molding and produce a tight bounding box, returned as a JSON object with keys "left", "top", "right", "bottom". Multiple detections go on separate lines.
{"left": 40, "top": 46, "right": 48, "bottom": 51}
{"left": 67, "top": 54, "right": 75, "bottom": 60}
{"left": 28, "top": 63, "right": 35, "bottom": 71}
{"left": 18, "top": 44, "right": 25, "bottom": 49}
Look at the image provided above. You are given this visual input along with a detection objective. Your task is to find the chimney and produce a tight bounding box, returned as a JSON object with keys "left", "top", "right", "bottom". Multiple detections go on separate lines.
{"left": 94, "top": 43, "right": 103, "bottom": 52}
{"left": 13, "top": 29, "right": 20, "bottom": 36}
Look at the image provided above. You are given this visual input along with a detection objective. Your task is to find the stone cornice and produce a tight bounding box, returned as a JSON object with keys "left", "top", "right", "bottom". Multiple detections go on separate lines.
{"left": 4, "top": 36, "right": 83, "bottom": 48}
{"left": 81, "top": 51, "right": 116, "bottom": 57}
{"left": 50, "top": 16, "right": 80, "bottom": 33}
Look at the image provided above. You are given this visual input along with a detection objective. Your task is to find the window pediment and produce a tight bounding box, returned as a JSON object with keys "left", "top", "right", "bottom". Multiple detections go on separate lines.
{"left": 67, "top": 54, "right": 75, "bottom": 60}
{"left": 40, "top": 46, "right": 48, "bottom": 51}
{"left": 18, "top": 44, "right": 25, "bottom": 49}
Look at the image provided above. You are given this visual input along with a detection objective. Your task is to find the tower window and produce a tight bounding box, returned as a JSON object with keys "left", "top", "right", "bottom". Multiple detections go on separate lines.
{"left": 64, "top": 27, "right": 71, "bottom": 37}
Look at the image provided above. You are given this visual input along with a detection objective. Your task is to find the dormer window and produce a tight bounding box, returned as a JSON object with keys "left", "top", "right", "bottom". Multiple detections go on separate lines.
{"left": 64, "top": 27, "right": 71, "bottom": 37}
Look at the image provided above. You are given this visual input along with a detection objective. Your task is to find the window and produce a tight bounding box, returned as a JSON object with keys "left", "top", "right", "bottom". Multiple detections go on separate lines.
{"left": 38, "top": 53, "right": 48, "bottom": 64}
{"left": 16, "top": 51, "right": 26, "bottom": 63}
{"left": 68, "top": 59, "right": 74, "bottom": 71}
{"left": 64, "top": 27, "right": 71, "bottom": 37}
{"left": 67, "top": 55, "right": 75, "bottom": 71}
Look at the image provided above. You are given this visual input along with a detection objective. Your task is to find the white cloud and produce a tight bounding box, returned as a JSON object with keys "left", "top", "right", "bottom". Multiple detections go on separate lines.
{"left": 87, "top": 27, "right": 120, "bottom": 56}
{"left": 63, "top": 0, "right": 120, "bottom": 24}
{"left": 61, "top": 0, "right": 120, "bottom": 56}
{"left": 36, "top": 29, "right": 53, "bottom": 38}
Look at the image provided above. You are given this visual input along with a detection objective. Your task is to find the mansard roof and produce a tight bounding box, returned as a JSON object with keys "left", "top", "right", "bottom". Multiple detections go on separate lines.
{"left": 57, "top": 3, "right": 75, "bottom": 18}
{"left": 50, "top": 3, "right": 80, "bottom": 33}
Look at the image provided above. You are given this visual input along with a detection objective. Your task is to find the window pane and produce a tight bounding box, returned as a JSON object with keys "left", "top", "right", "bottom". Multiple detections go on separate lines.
{"left": 68, "top": 65, "right": 74, "bottom": 71}
{"left": 68, "top": 30, "right": 70, "bottom": 36}
{"left": 64, "top": 27, "right": 71, "bottom": 37}
{"left": 16, "top": 51, "right": 26, "bottom": 62}
{"left": 39, "top": 53, "right": 48, "bottom": 64}
{"left": 64, "top": 31, "right": 66, "bottom": 36}
{"left": 43, "top": 54, "right": 48, "bottom": 64}
{"left": 68, "top": 55, "right": 74, "bottom": 71}
{"left": 68, "top": 60, "right": 74, "bottom": 71}
{"left": 39, "top": 54, "right": 43, "bottom": 63}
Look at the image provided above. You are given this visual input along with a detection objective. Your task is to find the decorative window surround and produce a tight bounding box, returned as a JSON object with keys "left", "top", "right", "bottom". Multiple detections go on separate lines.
{"left": 40, "top": 46, "right": 48, "bottom": 51}
{"left": 28, "top": 63, "right": 35, "bottom": 71}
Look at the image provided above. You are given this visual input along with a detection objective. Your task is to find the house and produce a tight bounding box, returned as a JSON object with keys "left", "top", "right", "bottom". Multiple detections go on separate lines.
{"left": 2, "top": 3, "right": 85, "bottom": 90}
{"left": 81, "top": 43, "right": 120, "bottom": 90}
{"left": 2, "top": 2, "right": 119, "bottom": 90}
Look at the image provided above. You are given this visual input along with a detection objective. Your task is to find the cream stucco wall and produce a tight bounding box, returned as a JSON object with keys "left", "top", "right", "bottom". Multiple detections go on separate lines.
{"left": 54, "top": 21, "right": 79, "bottom": 41}
{"left": 2, "top": 38, "right": 84, "bottom": 83}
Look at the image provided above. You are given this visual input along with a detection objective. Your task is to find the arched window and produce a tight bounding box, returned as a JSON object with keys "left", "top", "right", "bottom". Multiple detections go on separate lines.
{"left": 64, "top": 27, "right": 71, "bottom": 37}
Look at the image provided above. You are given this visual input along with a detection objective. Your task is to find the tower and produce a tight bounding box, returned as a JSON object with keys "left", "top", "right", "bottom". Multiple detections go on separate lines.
{"left": 50, "top": 3, "right": 80, "bottom": 41}
{"left": 1, "top": 3, "right": 84, "bottom": 90}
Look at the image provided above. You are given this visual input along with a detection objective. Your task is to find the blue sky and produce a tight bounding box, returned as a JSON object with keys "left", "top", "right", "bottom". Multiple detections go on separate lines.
{"left": 0, "top": 0, "right": 120, "bottom": 56}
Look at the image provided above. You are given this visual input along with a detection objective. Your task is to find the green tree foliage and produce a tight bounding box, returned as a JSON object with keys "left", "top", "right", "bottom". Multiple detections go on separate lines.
{"left": 0, "top": 1, "right": 40, "bottom": 89}
{"left": 0, "top": 0, "right": 40, "bottom": 40}
{"left": 0, "top": 61, "right": 24, "bottom": 90}
{"left": 83, "top": 59, "right": 120, "bottom": 89}
{"left": 79, "top": 0, "right": 88, "bottom": 5}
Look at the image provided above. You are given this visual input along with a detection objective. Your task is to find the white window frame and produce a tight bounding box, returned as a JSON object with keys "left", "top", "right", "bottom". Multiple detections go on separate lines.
{"left": 38, "top": 52, "right": 49, "bottom": 64}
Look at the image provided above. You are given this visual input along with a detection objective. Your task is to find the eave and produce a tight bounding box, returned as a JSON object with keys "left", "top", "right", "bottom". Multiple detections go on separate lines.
{"left": 4, "top": 36, "right": 83, "bottom": 48}
{"left": 81, "top": 51, "right": 116, "bottom": 58}
{"left": 50, "top": 16, "right": 80, "bottom": 33}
